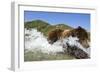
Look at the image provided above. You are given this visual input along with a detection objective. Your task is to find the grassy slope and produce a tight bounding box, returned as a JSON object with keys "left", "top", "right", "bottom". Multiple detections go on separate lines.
{"left": 24, "top": 20, "right": 73, "bottom": 36}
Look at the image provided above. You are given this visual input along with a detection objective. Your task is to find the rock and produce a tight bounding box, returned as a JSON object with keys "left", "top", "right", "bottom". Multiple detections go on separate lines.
{"left": 65, "top": 43, "right": 89, "bottom": 59}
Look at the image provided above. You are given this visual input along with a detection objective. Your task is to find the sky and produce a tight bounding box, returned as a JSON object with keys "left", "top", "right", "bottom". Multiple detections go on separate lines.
{"left": 24, "top": 11, "right": 90, "bottom": 31}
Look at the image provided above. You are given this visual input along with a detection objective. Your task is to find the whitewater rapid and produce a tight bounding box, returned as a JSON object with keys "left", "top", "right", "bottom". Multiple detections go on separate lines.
{"left": 25, "top": 28, "right": 90, "bottom": 55}
{"left": 25, "top": 28, "right": 65, "bottom": 54}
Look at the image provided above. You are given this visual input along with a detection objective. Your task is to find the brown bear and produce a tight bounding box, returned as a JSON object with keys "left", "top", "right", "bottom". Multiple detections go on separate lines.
{"left": 47, "top": 26, "right": 90, "bottom": 59}
{"left": 62, "top": 26, "right": 90, "bottom": 48}
{"left": 48, "top": 26, "right": 90, "bottom": 48}
{"left": 47, "top": 28, "right": 64, "bottom": 44}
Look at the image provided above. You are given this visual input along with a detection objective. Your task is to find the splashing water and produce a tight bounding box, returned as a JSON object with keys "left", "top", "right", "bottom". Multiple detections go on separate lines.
{"left": 62, "top": 36, "right": 90, "bottom": 55}
{"left": 25, "top": 29, "right": 64, "bottom": 54}
{"left": 25, "top": 29, "right": 90, "bottom": 55}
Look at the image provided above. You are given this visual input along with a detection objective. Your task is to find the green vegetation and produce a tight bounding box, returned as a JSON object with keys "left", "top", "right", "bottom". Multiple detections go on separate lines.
{"left": 24, "top": 50, "right": 75, "bottom": 61}
{"left": 25, "top": 20, "right": 73, "bottom": 36}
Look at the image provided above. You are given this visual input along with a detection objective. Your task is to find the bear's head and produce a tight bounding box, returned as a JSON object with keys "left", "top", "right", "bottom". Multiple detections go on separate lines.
{"left": 70, "top": 26, "right": 90, "bottom": 48}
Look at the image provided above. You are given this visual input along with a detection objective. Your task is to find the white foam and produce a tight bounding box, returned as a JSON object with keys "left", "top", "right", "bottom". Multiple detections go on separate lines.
{"left": 25, "top": 29, "right": 64, "bottom": 54}
{"left": 62, "top": 36, "right": 90, "bottom": 54}
{"left": 25, "top": 28, "right": 90, "bottom": 55}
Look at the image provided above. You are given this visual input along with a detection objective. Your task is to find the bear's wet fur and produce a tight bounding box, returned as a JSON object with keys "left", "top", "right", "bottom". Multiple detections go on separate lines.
{"left": 47, "top": 26, "right": 90, "bottom": 59}
{"left": 48, "top": 26, "right": 89, "bottom": 48}
{"left": 47, "top": 28, "right": 64, "bottom": 44}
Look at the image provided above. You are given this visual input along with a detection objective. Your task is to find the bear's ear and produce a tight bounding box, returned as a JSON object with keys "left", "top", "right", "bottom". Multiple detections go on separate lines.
{"left": 77, "top": 26, "right": 85, "bottom": 31}
{"left": 77, "top": 26, "right": 82, "bottom": 29}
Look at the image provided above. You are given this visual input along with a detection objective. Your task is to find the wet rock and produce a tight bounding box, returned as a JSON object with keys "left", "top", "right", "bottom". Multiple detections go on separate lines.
{"left": 65, "top": 43, "right": 89, "bottom": 59}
